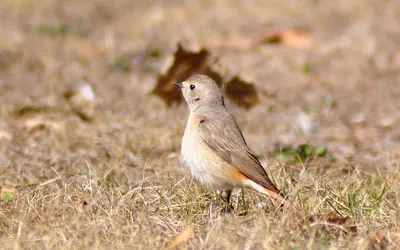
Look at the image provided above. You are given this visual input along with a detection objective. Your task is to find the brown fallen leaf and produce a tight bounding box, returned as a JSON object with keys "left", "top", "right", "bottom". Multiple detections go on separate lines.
{"left": 257, "top": 27, "right": 312, "bottom": 48}
{"left": 152, "top": 44, "right": 259, "bottom": 108}
{"left": 225, "top": 76, "right": 259, "bottom": 108}
{"left": 152, "top": 44, "right": 221, "bottom": 106}
{"left": 167, "top": 224, "right": 195, "bottom": 250}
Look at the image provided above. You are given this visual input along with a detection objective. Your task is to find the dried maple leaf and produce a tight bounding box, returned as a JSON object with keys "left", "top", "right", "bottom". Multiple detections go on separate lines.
{"left": 152, "top": 44, "right": 221, "bottom": 106}
{"left": 225, "top": 76, "right": 259, "bottom": 108}
{"left": 258, "top": 27, "right": 312, "bottom": 48}
{"left": 153, "top": 44, "right": 259, "bottom": 108}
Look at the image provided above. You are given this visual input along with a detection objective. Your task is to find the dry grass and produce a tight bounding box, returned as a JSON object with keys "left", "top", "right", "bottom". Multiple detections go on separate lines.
{"left": 1, "top": 0, "right": 400, "bottom": 249}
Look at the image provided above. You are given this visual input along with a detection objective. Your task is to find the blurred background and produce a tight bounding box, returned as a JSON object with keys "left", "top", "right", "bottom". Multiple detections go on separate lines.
{"left": 1, "top": 0, "right": 399, "bottom": 182}
{"left": 0, "top": 0, "right": 399, "bottom": 248}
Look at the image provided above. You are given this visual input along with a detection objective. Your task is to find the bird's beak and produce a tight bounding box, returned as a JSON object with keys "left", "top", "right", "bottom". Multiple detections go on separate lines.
{"left": 173, "top": 81, "right": 183, "bottom": 88}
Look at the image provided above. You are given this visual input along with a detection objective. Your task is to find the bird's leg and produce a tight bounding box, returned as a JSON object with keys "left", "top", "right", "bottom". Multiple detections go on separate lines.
{"left": 221, "top": 189, "right": 233, "bottom": 213}
{"left": 240, "top": 189, "right": 248, "bottom": 212}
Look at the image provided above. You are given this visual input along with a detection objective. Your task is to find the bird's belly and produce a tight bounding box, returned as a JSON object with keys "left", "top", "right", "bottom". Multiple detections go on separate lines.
{"left": 181, "top": 130, "right": 235, "bottom": 190}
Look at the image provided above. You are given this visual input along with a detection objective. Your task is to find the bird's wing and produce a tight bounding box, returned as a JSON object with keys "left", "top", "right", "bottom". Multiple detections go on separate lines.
{"left": 198, "top": 115, "right": 280, "bottom": 193}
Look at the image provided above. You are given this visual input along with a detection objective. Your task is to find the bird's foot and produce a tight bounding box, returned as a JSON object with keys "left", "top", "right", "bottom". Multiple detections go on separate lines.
{"left": 222, "top": 204, "right": 234, "bottom": 214}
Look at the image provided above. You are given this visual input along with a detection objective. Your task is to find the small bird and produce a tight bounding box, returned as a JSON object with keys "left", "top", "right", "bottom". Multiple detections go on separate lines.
{"left": 174, "top": 74, "right": 284, "bottom": 209}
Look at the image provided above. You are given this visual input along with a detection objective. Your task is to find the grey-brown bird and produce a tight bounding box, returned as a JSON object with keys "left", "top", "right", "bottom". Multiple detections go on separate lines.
{"left": 174, "top": 74, "right": 284, "bottom": 208}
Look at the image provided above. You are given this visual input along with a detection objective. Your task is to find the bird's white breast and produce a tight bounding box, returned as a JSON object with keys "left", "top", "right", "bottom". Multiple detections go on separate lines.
{"left": 181, "top": 124, "right": 208, "bottom": 182}
{"left": 181, "top": 114, "right": 233, "bottom": 190}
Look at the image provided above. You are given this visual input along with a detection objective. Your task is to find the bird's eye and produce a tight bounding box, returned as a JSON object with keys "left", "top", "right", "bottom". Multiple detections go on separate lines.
{"left": 189, "top": 84, "right": 196, "bottom": 90}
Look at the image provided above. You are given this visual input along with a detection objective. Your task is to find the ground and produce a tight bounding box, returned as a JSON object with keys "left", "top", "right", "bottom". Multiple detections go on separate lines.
{"left": 0, "top": 0, "right": 399, "bottom": 249}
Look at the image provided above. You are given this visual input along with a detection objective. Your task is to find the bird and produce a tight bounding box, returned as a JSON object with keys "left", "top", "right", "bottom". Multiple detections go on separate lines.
{"left": 174, "top": 74, "right": 285, "bottom": 210}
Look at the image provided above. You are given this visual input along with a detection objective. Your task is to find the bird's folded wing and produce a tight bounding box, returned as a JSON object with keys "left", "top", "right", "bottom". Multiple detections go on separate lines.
{"left": 198, "top": 118, "right": 280, "bottom": 193}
